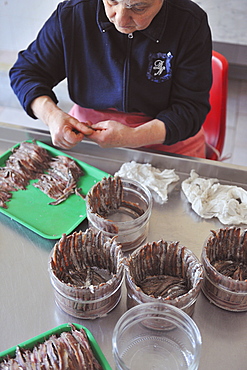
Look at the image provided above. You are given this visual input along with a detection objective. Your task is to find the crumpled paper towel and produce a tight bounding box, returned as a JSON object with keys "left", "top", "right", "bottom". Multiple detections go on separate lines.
{"left": 181, "top": 170, "right": 247, "bottom": 225}
{"left": 114, "top": 161, "right": 179, "bottom": 203}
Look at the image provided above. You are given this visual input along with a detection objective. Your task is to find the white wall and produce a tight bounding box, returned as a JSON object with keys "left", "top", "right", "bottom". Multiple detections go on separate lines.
{"left": 0, "top": 0, "right": 70, "bottom": 112}
{"left": 195, "top": 0, "right": 247, "bottom": 68}
{"left": 195, "top": 0, "right": 247, "bottom": 46}
{"left": 0, "top": 0, "right": 60, "bottom": 52}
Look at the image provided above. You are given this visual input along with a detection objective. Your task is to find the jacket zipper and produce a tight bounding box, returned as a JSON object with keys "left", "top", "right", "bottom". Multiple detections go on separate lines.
{"left": 123, "top": 33, "right": 133, "bottom": 112}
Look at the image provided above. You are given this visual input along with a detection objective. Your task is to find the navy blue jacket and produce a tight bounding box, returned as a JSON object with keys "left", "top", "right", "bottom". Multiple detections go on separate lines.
{"left": 9, "top": 0, "right": 212, "bottom": 145}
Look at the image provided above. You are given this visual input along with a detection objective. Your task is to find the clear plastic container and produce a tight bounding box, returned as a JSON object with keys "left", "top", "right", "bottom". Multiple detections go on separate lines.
{"left": 86, "top": 177, "right": 153, "bottom": 252}
{"left": 48, "top": 229, "right": 124, "bottom": 319}
{"left": 112, "top": 302, "right": 202, "bottom": 370}
{"left": 201, "top": 227, "right": 247, "bottom": 311}
{"left": 125, "top": 240, "right": 204, "bottom": 317}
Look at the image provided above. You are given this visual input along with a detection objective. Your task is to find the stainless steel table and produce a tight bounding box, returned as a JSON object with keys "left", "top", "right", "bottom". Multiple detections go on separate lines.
{"left": 0, "top": 122, "right": 247, "bottom": 369}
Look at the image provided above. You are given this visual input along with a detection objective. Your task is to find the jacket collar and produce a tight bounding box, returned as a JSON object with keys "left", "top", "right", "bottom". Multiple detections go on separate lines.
{"left": 96, "top": 0, "right": 167, "bottom": 42}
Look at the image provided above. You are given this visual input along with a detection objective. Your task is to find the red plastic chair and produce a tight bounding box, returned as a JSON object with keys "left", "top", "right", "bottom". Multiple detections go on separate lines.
{"left": 203, "top": 51, "right": 229, "bottom": 160}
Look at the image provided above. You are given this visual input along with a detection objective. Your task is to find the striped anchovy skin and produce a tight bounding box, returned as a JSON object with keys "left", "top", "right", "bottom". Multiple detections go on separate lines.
{"left": 0, "top": 141, "right": 84, "bottom": 208}
{"left": 0, "top": 324, "right": 103, "bottom": 370}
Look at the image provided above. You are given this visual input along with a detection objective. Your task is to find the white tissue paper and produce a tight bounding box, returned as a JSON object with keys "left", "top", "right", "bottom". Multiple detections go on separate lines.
{"left": 181, "top": 170, "right": 247, "bottom": 225}
{"left": 115, "top": 161, "right": 179, "bottom": 204}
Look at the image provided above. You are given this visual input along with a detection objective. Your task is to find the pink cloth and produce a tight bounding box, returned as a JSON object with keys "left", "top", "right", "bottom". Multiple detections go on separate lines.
{"left": 69, "top": 105, "right": 206, "bottom": 158}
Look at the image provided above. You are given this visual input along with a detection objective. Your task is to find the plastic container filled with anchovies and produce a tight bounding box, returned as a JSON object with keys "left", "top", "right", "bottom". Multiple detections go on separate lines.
{"left": 125, "top": 240, "right": 204, "bottom": 317}
{"left": 48, "top": 228, "right": 124, "bottom": 319}
{"left": 86, "top": 176, "right": 153, "bottom": 252}
{"left": 201, "top": 227, "right": 247, "bottom": 311}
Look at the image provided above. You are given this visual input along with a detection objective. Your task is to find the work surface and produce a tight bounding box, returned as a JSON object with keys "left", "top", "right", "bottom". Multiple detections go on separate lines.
{"left": 0, "top": 123, "right": 247, "bottom": 369}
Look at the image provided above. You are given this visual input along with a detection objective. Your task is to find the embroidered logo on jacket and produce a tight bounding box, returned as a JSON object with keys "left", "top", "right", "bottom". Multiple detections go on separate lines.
{"left": 147, "top": 52, "right": 173, "bottom": 83}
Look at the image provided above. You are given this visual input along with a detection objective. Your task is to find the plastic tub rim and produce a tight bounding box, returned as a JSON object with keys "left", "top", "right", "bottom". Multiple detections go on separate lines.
{"left": 112, "top": 302, "right": 202, "bottom": 370}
